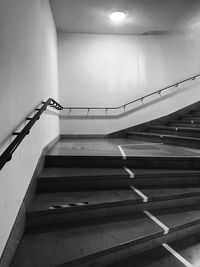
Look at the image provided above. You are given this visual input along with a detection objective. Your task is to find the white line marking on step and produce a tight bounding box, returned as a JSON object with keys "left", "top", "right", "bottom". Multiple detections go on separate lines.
{"left": 143, "top": 210, "right": 169, "bottom": 235}
{"left": 124, "top": 167, "right": 134, "bottom": 178}
{"left": 130, "top": 186, "right": 148, "bottom": 202}
{"left": 118, "top": 145, "right": 126, "bottom": 160}
{"left": 162, "top": 243, "right": 194, "bottom": 267}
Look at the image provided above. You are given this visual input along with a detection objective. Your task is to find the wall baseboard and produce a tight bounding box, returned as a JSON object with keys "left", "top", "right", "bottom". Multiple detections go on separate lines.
{"left": 60, "top": 134, "right": 108, "bottom": 139}
{"left": 0, "top": 135, "right": 60, "bottom": 267}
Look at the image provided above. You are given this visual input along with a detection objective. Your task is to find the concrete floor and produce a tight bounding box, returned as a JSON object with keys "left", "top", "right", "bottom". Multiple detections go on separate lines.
{"left": 48, "top": 138, "right": 200, "bottom": 157}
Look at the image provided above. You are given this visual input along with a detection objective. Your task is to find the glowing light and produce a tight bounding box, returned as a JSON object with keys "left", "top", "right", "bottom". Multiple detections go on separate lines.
{"left": 110, "top": 11, "right": 126, "bottom": 23}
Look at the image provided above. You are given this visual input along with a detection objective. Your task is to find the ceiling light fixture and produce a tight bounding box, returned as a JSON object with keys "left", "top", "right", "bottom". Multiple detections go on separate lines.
{"left": 110, "top": 11, "right": 127, "bottom": 23}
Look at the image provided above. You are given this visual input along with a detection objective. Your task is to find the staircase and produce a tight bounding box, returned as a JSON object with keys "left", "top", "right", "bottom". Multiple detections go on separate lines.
{"left": 128, "top": 104, "right": 200, "bottom": 149}
{"left": 10, "top": 133, "right": 200, "bottom": 266}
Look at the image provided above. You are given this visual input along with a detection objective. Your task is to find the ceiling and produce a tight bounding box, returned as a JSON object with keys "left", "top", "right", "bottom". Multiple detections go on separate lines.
{"left": 50, "top": 0, "right": 200, "bottom": 35}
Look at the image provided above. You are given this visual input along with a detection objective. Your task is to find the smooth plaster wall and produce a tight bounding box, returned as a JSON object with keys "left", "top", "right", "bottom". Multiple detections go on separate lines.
{"left": 0, "top": 0, "right": 59, "bottom": 259}
{"left": 58, "top": 29, "right": 200, "bottom": 134}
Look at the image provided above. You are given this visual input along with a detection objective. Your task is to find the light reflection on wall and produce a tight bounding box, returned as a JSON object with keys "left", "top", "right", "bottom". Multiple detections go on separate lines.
{"left": 58, "top": 34, "right": 149, "bottom": 107}
{"left": 58, "top": 32, "right": 198, "bottom": 108}
{"left": 82, "top": 36, "right": 146, "bottom": 93}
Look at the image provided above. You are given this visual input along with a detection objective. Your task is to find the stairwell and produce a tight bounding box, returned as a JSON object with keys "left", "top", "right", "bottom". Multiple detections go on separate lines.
{"left": 9, "top": 116, "right": 200, "bottom": 267}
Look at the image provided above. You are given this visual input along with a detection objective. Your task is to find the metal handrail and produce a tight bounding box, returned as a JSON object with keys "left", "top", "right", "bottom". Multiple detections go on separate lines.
{"left": 63, "top": 73, "right": 200, "bottom": 111}
{"left": 0, "top": 98, "right": 63, "bottom": 171}
{"left": 1, "top": 74, "right": 199, "bottom": 170}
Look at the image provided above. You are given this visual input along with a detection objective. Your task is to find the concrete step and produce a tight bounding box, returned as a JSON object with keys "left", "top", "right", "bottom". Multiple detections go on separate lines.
{"left": 107, "top": 243, "right": 188, "bottom": 267}
{"left": 191, "top": 110, "right": 200, "bottom": 116}
{"left": 10, "top": 205, "right": 200, "bottom": 267}
{"left": 149, "top": 126, "right": 200, "bottom": 138}
{"left": 38, "top": 167, "right": 129, "bottom": 190}
{"left": 128, "top": 131, "right": 200, "bottom": 150}
{"left": 45, "top": 153, "right": 200, "bottom": 169}
{"left": 27, "top": 186, "right": 200, "bottom": 229}
{"left": 108, "top": 226, "right": 200, "bottom": 266}
{"left": 127, "top": 131, "right": 163, "bottom": 143}
{"left": 167, "top": 232, "right": 200, "bottom": 266}
{"left": 170, "top": 121, "right": 200, "bottom": 128}
{"left": 179, "top": 118, "right": 200, "bottom": 123}
{"left": 181, "top": 115, "right": 200, "bottom": 120}
{"left": 37, "top": 168, "right": 200, "bottom": 191}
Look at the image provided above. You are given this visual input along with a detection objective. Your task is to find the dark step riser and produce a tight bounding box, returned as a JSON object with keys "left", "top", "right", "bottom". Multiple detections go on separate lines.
{"left": 179, "top": 120, "right": 200, "bottom": 123}
{"left": 45, "top": 156, "right": 200, "bottom": 169}
{"left": 149, "top": 130, "right": 179, "bottom": 136}
{"left": 150, "top": 129, "right": 200, "bottom": 138}
{"left": 128, "top": 134, "right": 162, "bottom": 143}
{"left": 38, "top": 177, "right": 200, "bottom": 192}
{"left": 181, "top": 116, "right": 200, "bottom": 120}
{"left": 192, "top": 112, "right": 200, "bottom": 116}
{"left": 163, "top": 138, "right": 200, "bottom": 149}
{"left": 55, "top": 223, "right": 200, "bottom": 267}
{"left": 27, "top": 196, "right": 200, "bottom": 230}
{"left": 128, "top": 133, "right": 200, "bottom": 150}
{"left": 170, "top": 123, "right": 200, "bottom": 128}
{"left": 46, "top": 157, "right": 123, "bottom": 168}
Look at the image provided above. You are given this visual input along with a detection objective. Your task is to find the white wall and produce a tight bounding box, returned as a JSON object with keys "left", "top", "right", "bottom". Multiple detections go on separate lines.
{"left": 58, "top": 30, "right": 200, "bottom": 134}
{"left": 0, "top": 0, "right": 59, "bottom": 259}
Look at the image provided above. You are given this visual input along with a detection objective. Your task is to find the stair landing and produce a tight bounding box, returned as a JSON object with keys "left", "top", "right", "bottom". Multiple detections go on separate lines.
{"left": 47, "top": 138, "right": 200, "bottom": 158}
